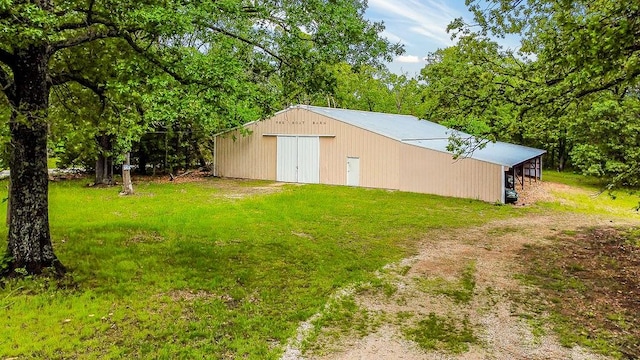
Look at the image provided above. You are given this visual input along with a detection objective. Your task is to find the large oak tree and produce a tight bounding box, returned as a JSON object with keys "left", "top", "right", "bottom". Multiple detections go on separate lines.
{"left": 0, "top": 0, "right": 401, "bottom": 276}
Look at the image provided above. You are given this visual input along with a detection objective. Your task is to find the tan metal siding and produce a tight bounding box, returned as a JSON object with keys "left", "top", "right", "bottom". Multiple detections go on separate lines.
{"left": 215, "top": 108, "right": 400, "bottom": 188}
{"left": 216, "top": 107, "right": 503, "bottom": 202}
{"left": 215, "top": 129, "right": 277, "bottom": 180}
{"left": 398, "top": 143, "right": 503, "bottom": 202}
{"left": 321, "top": 120, "right": 400, "bottom": 189}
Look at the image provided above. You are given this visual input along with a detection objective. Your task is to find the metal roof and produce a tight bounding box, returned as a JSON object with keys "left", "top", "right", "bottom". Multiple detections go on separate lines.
{"left": 297, "top": 105, "right": 546, "bottom": 167}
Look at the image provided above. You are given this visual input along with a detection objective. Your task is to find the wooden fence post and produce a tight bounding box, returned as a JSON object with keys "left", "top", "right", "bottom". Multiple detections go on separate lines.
{"left": 121, "top": 153, "right": 134, "bottom": 195}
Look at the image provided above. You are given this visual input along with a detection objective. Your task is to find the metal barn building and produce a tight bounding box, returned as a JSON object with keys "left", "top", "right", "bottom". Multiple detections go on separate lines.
{"left": 214, "top": 105, "right": 545, "bottom": 203}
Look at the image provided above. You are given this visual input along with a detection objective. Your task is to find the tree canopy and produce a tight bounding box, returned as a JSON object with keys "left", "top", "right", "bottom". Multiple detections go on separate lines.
{"left": 0, "top": 0, "right": 401, "bottom": 275}
{"left": 427, "top": 0, "right": 640, "bottom": 183}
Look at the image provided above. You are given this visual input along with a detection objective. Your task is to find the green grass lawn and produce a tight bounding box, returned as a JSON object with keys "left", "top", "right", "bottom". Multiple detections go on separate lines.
{"left": 0, "top": 178, "right": 524, "bottom": 359}
{"left": 542, "top": 170, "right": 608, "bottom": 188}
{"left": 541, "top": 171, "right": 640, "bottom": 218}
{"left": 47, "top": 157, "right": 58, "bottom": 169}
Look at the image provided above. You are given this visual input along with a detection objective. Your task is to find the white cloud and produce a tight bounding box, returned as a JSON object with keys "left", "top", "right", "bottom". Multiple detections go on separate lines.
{"left": 381, "top": 30, "right": 407, "bottom": 45}
{"left": 368, "top": 0, "right": 522, "bottom": 75}
{"left": 368, "top": 0, "right": 459, "bottom": 46}
{"left": 395, "top": 55, "right": 422, "bottom": 63}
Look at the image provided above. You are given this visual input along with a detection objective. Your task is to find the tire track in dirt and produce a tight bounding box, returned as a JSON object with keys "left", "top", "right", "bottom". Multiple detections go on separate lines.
{"left": 288, "top": 213, "right": 637, "bottom": 360}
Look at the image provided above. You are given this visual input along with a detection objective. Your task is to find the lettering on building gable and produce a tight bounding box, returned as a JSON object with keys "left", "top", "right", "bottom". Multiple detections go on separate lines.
{"left": 274, "top": 120, "right": 327, "bottom": 125}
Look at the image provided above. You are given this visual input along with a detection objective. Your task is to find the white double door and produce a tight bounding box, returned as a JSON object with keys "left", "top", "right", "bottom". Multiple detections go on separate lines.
{"left": 276, "top": 136, "right": 319, "bottom": 183}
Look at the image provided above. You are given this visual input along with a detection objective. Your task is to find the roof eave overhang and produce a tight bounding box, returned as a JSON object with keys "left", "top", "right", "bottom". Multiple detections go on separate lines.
{"left": 506, "top": 151, "right": 547, "bottom": 168}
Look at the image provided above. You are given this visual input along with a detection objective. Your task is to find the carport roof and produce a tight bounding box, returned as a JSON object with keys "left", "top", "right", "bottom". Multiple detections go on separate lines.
{"left": 297, "top": 105, "right": 545, "bottom": 167}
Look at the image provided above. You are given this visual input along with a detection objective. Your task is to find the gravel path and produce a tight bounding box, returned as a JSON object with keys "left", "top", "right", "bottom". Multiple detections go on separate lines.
{"left": 282, "top": 182, "right": 639, "bottom": 360}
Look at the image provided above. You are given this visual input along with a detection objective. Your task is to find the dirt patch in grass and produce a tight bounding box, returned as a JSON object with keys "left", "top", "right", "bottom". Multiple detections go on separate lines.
{"left": 125, "top": 230, "right": 165, "bottom": 245}
{"left": 133, "top": 170, "right": 213, "bottom": 184}
{"left": 214, "top": 180, "right": 287, "bottom": 199}
{"left": 132, "top": 173, "right": 287, "bottom": 198}
{"left": 515, "top": 179, "right": 593, "bottom": 206}
{"left": 153, "top": 289, "right": 219, "bottom": 304}
{"left": 519, "top": 226, "right": 640, "bottom": 358}
{"left": 294, "top": 212, "right": 636, "bottom": 360}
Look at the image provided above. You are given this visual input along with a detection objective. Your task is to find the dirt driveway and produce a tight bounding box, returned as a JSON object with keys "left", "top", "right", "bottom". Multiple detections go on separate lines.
{"left": 282, "top": 183, "right": 639, "bottom": 360}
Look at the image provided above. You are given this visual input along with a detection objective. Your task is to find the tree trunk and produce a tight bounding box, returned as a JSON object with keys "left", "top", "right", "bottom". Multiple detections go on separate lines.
{"left": 4, "top": 45, "right": 64, "bottom": 276}
{"left": 194, "top": 142, "right": 207, "bottom": 169}
{"left": 95, "top": 133, "right": 114, "bottom": 185}
{"left": 6, "top": 178, "right": 11, "bottom": 226}
{"left": 557, "top": 138, "right": 566, "bottom": 172}
{"left": 184, "top": 133, "right": 191, "bottom": 170}
{"left": 138, "top": 150, "right": 148, "bottom": 175}
{"left": 174, "top": 128, "right": 182, "bottom": 172}
{"left": 121, "top": 153, "right": 134, "bottom": 195}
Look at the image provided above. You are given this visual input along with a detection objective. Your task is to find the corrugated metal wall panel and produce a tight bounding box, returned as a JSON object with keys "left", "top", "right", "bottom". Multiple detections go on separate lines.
{"left": 215, "top": 108, "right": 503, "bottom": 202}
{"left": 326, "top": 118, "right": 401, "bottom": 189}
{"left": 398, "top": 143, "right": 503, "bottom": 202}
{"left": 216, "top": 108, "right": 401, "bottom": 188}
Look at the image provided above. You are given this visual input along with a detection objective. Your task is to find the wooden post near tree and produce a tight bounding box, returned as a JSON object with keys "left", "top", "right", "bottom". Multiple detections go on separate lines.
{"left": 121, "top": 153, "right": 134, "bottom": 195}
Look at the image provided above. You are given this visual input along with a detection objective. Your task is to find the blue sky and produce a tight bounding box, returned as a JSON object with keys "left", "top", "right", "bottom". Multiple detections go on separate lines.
{"left": 364, "top": 0, "right": 488, "bottom": 75}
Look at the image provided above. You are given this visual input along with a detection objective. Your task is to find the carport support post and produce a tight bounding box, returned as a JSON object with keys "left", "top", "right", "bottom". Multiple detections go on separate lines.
{"left": 501, "top": 166, "right": 506, "bottom": 203}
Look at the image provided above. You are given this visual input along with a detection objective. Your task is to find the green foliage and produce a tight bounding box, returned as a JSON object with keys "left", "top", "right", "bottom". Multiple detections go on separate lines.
{"left": 515, "top": 227, "right": 640, "bottom": 358}
{"left": 315, "top": 64, "right": 424, "bottom": 116}
{"left": 540, "top": 172, "right": 640, "bottom": 218}
{"left": 569, "top": 95, "right": 640, "bottom": 187}
{"left": 1, "top": 1, "right": 402, "bottom": 166}
{"left": 0, "top": 178, "right": 520, "bottom": 358}
{"left": 403, "top": 313, "right": 477, "bottom": 353}
{"left": 1, "top": 0, "right": 403, "bottom": 272}
{"left": 432, "top": 0, "right": 640, "bottom": 184}
{"left": 420, "top": 38, "right": 522, "bottom": 142}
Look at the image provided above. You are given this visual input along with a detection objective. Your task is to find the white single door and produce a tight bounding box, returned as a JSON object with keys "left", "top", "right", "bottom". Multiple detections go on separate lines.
{"left": 346, "top": 157, "right": 360, "bottom": 186}
{"left": 297, "top": 137, "right": 320, "bottom": 184}
{"left": 277, "top": 136, "right": 297, "bottom": 182}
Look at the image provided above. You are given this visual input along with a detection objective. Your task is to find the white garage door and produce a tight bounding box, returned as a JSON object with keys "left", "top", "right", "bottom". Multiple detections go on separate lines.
{"left": 277, "top": 136, "right": 298, "bottom": 182}
{"left": 276, "top": 136, "right": 319, "bottom": 183}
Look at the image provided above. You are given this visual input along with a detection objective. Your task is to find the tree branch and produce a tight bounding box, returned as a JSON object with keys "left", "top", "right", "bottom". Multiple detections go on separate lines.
{"left": 55, "top": 0, "right": 97, "bottom": 31}
{"left": 49, "top": 27, "right": 120, "bottom": 54}
{"left": 53, "top": 15, "right": 208, "bottom": 87}
{"left": 0, "top": 65, "right": 10, "bottom": 88}
{"left": 571, "top": 69, "right": 640, "bottom": 99}
{"left": 0, "top": 64, "right": 15, "bottom": 101}
{"left": 206, "top": 25, "right": 288, "bottom": 65}
{"left": 120, "top": 33, "right": 205, "bottom": 86}
{"left": 50, "top": 73, "right": 107, "bottom": 110}
{"left": 52, "top": 85, "right": 84, "bottom": 117}
{"left": 520, "top": 66, "right": 640, "bottom": 119}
